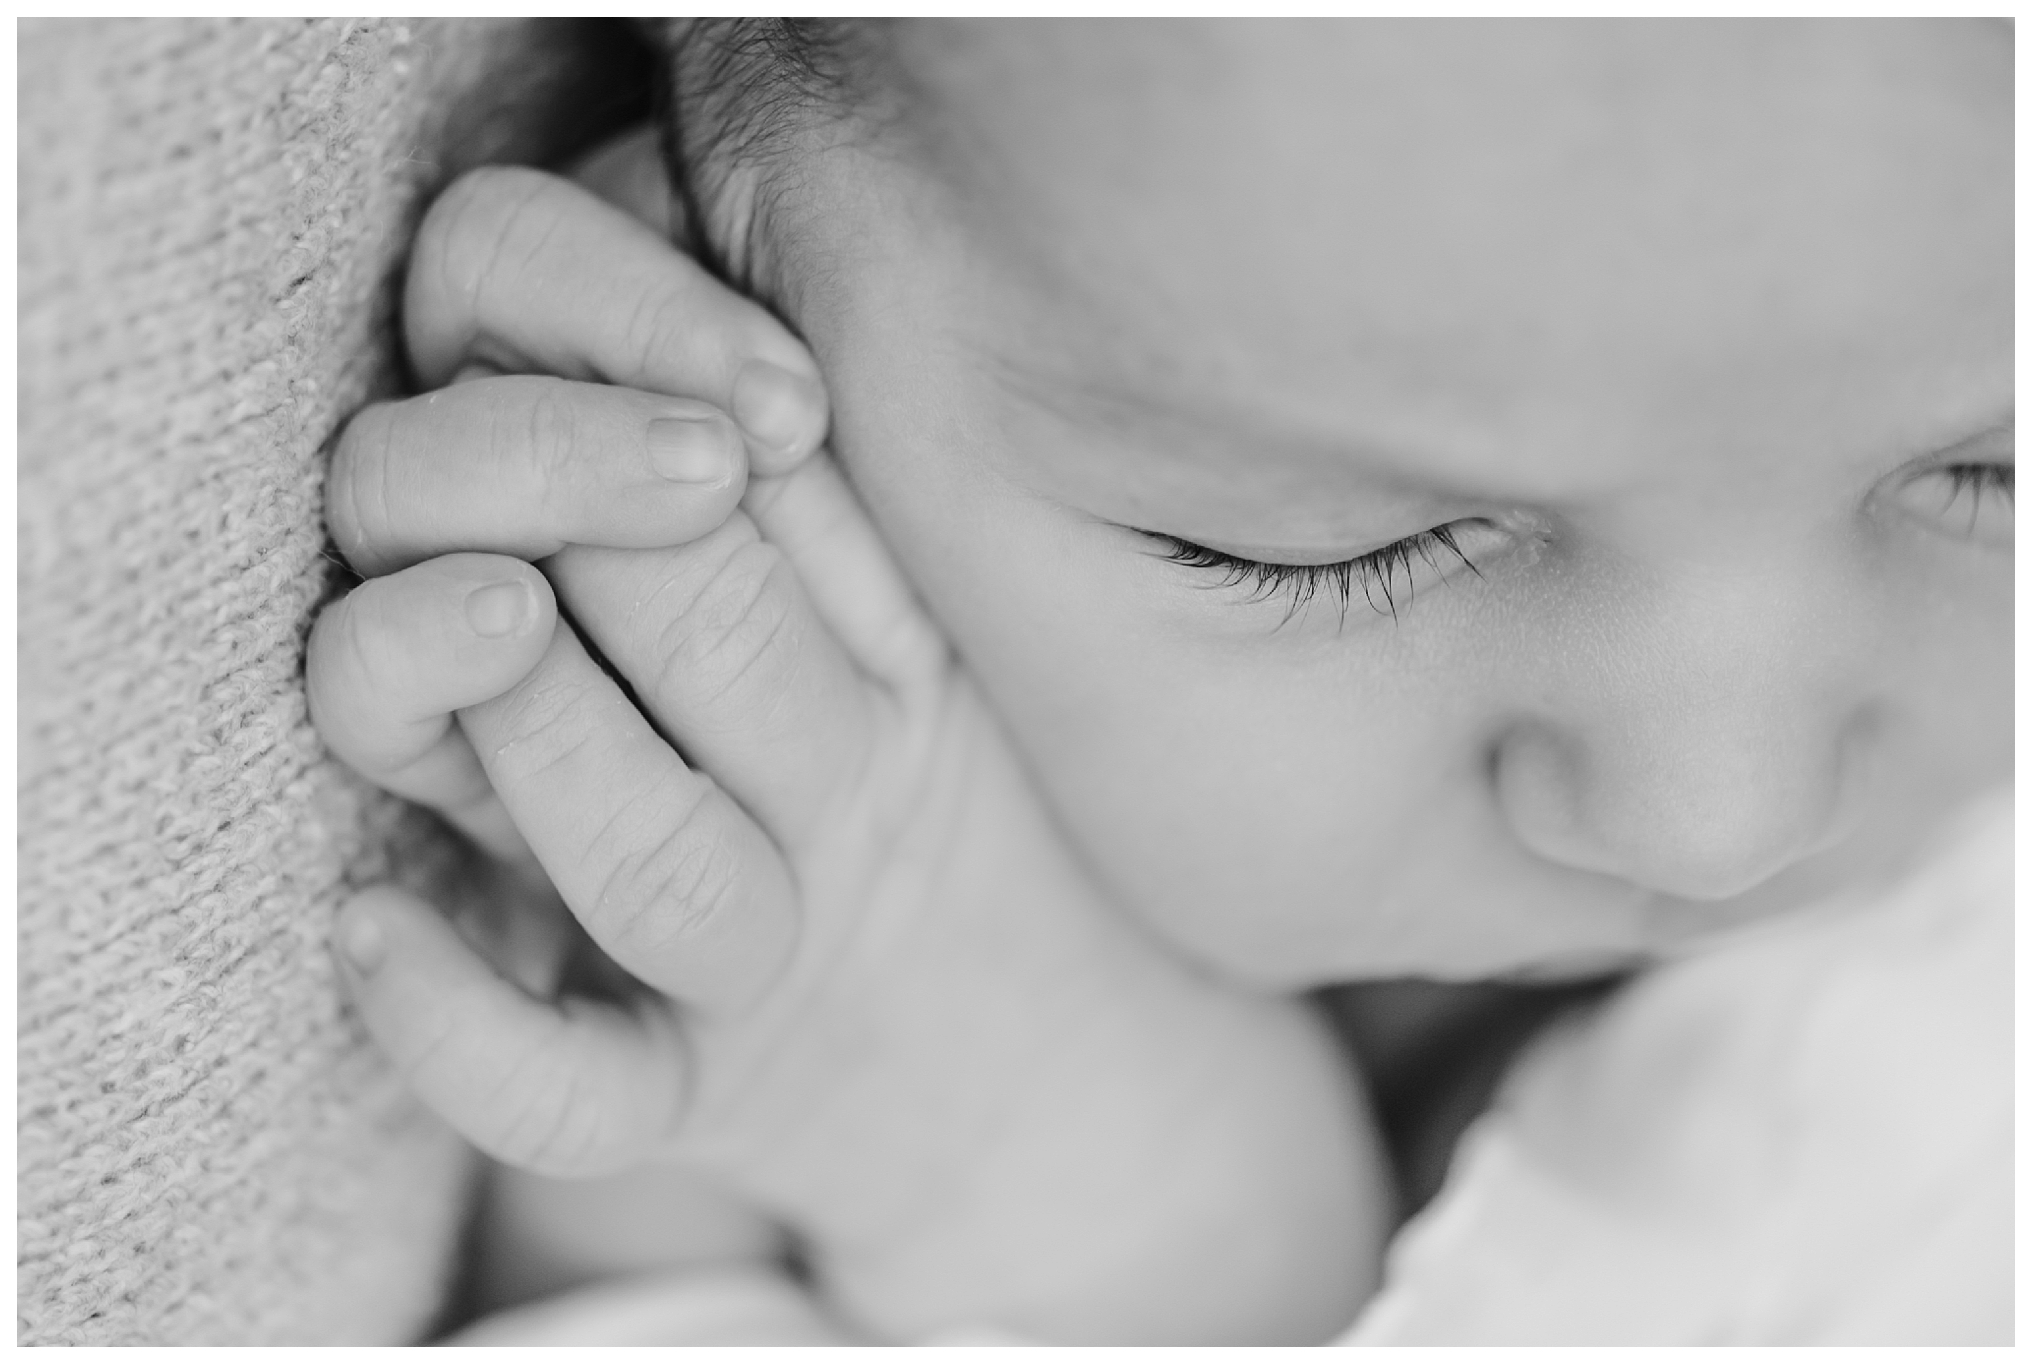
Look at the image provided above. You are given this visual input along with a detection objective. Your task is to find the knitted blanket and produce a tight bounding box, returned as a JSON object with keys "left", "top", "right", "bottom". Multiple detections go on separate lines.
{"left": 19, "top": 19, "right": 650, "bottom": 1344}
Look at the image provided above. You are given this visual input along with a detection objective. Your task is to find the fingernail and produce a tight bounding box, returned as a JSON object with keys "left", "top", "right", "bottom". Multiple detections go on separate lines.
{"left": 339, "top": 911, "right": 386, "bottom": 975}
{"left": 465, "top": 580, "right": 533, "bottom": 638}
{"left": 732, "top": 360, "right": 825, "bottom": 457}
{"left": 646, "top": 413, "right": 738, "bottom": 485}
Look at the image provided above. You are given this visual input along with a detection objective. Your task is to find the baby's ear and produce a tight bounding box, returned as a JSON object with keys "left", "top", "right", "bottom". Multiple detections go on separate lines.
{"left": 567, "top": 123, "right": 681, "bottom": 243}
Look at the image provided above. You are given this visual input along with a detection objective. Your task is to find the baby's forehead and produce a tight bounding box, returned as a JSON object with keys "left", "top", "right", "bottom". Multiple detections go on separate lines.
{"left": 868, "top": 20, "right": 2008, "bottom": 485}
{"left": 897, "top": 20, "right": 2006, "bottom": 316}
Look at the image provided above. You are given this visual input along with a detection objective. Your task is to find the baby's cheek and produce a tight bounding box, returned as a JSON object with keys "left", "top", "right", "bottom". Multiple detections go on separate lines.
{"left": 963, "top": 578, "right": 1674, "bottom": 985}
{"left": 952, "top": 606, "right": 1424, "bottom": 980}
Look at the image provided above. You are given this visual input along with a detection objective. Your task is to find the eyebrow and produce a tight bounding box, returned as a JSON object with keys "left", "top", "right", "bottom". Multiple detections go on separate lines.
{"left": 974, "top": 340, "right": 1473, "bottom": 504}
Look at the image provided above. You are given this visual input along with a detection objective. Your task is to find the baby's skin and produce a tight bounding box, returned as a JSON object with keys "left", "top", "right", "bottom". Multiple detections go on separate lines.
{"left": 309, "top": 17, "right": 2010, "bottom": 1346}
{"left": 309, "top": 167, "right": 1386, "bottom": 1343}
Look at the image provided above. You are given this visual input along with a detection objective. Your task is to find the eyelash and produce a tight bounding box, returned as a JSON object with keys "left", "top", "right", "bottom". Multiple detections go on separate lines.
{"left": 1149, "top": 459, "right": 2008, "bottom": 621}
{"left": 1936, "top": 462, "right": 2014, "bottom": 518}
{"left": 1150, "top": 524, "right": 1482, "bottom": 623}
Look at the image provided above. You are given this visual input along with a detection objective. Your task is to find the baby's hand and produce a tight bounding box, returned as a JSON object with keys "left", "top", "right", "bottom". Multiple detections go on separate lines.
{"left": 311, "top": 166, "right": 1387, "bottom": 1343}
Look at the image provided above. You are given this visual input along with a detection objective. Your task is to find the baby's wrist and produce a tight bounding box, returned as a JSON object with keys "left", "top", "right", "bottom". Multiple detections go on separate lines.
{"left": 449, "top": 1263, "right": 861, "bottom": 1345}
{"left": 793, "top": 990, "right": 1388, "bottom": 1344}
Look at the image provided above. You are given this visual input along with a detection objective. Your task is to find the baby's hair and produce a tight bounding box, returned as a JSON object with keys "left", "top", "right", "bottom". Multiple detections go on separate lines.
{"left": 650, "top": 18, "right": 893, "bottom": 291}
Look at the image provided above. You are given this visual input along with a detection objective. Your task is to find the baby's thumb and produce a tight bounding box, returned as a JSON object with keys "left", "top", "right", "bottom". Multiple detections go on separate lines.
{"left": 335, "top": 885, "right": 691, "bottom": 1178}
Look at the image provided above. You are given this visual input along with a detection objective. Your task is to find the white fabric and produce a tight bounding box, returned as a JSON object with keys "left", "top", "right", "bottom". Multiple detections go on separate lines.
{"left": 1341, "top": 788, "right": 2013, "bottom": 1345}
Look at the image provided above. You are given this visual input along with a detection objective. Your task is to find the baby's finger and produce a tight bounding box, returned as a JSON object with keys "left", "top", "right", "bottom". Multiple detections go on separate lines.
{"left": 742, "top": 453, "right": 948, "bottom": 694}
{"left": 549, "top": 512, "right": 877, "bottom": 856}
{"left": 335, "top": 885, "right": 688, "bottom": 1177}
{"left": 407, "top": 166, "right": 827, "bottom": 475}
{"left": 460, "top": 622, "right": 800, "bottom": 1016}
{"left": 307, "top": 553, "right": 555, "bottom": 863}
{"left": 329, "top": 376, "right": 747, "bottom": 579}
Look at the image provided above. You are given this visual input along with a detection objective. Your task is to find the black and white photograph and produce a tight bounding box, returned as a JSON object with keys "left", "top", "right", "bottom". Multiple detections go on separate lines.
{"left": 17, "top": 16, "right": 2013, "bottom": 1346}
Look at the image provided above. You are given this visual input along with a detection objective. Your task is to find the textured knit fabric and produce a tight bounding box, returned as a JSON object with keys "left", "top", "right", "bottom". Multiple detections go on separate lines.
{"left": 18, "top": 18, "right": 649, "bottom": 1344}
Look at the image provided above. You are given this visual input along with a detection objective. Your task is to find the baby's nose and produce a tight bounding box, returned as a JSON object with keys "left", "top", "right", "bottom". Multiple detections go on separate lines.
{"left": 1492, "top": 552, "right": 1875, "bottom": 904}
{"left": 1494, "top": 706, "right": 1867, "bottom": 902}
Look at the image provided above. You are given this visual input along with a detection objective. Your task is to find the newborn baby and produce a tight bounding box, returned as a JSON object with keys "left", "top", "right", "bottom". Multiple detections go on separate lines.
{"left": 308, "top": 19, "right": 2010, "bottom": 1343}
{"left": 449, "top": 789, "right": 2016, "bottom": 1345}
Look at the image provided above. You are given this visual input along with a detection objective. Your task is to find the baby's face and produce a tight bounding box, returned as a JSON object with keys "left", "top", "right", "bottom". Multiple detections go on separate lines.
{"left": 769, "top": 20, "right": 2011, "bottom": 985}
